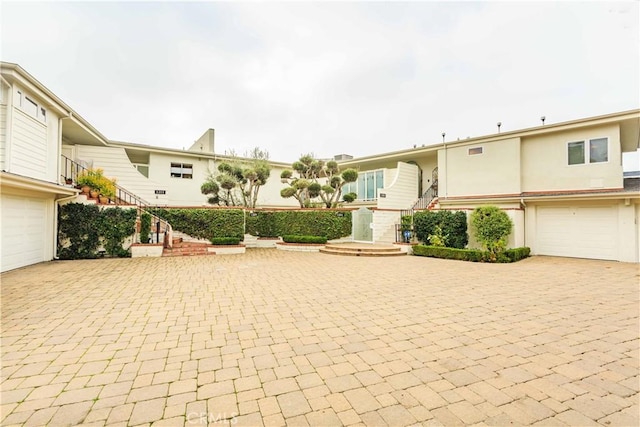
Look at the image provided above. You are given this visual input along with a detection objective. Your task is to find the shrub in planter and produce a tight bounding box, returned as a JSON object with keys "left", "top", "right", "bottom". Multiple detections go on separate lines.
{"left": 210, "top": 237, "right": 242, "bottom": 245}
{"left": 282, "top": 235, "right": 328, "bottom": 244}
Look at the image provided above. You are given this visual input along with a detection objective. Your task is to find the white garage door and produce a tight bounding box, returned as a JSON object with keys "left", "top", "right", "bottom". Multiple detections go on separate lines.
{"left": 536, "top": 206, "right": 618, "bottom": 260}
{"left": 1, "top": 194, "right": 48, "bottom": 272}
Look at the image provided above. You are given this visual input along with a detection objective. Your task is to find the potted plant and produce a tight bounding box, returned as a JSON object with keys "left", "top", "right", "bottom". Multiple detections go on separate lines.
{"left": 76, "top": 169, "right": 98, "bottom": 195}
{"left": 98, "top": 176, "right": 116, "bottom": 204}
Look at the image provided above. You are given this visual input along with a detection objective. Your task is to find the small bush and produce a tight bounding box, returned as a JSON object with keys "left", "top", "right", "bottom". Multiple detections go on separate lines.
{"left": 471, "top": 206, "right": 513, "bottom": 261}
{"left": 413, "top": 245, "right": 484, "bottom": 262}
{"left": 282, "top": 235, "right": 328, "bottom": 244}
{"left": 503, "top": 247, "right": 531, "bottom": 262}
{"left": 413, "top": 245, "right": 530, "bottom": 263}
{"left": 210, "top": 237, "right": 242, "bottom": 245}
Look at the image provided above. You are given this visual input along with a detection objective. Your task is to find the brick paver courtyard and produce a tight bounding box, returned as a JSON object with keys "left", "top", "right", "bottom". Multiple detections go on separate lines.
{"left": 1, "top": 250, "right": 638, "bottom": 426}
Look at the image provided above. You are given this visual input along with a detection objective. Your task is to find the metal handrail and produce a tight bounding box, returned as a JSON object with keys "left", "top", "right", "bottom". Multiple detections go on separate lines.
{"left": 60, "top": 155, "right": 172, "bottom": 247}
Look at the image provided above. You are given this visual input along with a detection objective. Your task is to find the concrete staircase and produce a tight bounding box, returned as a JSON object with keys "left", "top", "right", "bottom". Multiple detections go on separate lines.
{"left": 162, "top": 237, "right": 216, "bottom": 257}
{"left": 320, "top": 243, "right": 406, "bottom": 257}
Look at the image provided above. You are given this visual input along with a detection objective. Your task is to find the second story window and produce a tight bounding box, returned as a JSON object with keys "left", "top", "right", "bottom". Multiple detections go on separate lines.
{"left": 170, "top": 162, "right": 193, "bottom": 179}
{"left": 16, "top": 89, "right": 47, "bottom": 122}
{"left": 568, "top": 138, "right": 608, "bottom": 165}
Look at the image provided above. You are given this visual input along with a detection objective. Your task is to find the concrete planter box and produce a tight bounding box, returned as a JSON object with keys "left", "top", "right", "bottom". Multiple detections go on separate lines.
{"left": 256, "top": 237, "right": 281, "bottom": 248}
{"left": 276, "top": 242, "right": 325, "bottom": 252}
{"left": 207, "top": 244, "right": 246, "bottom": 255}
{"left": 393, "top": 242, "right": 418, "bottom": 255}
{"left": 131, "top": 243, "right": 164, "bottom": 258}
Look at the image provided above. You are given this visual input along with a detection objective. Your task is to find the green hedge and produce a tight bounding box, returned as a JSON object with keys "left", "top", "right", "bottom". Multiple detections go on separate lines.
{"left": 282, "top": 235, "right": 328, "bottom": 244}
{"left": 58, "top": 203, "right": 136, "bottom": 259}
{"left": 414, "top": 210, "right": 468, "bottom": 248}
{"left": 413, "top": 245, "right": 531, "bottom": 263}
{"left": 503, "top": 247, "right": 531, "bottom": 262}
{"left": 210, "top": 237, "right": 242, "bottom": 245}
{"left": 413, "top": 245, "right": 484, "bottom": 262}
{"left": 149, "top": 208, "right": 244, "bottom": 240}
{"left": 246, "top": 210, "right": 351, "bottom": 240}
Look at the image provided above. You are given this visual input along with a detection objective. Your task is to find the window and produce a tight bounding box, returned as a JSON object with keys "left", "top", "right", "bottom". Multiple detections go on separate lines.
{"left": 468, "top": 147, "right": 483, "bottom": 155}
{"left": 344, "top": 169, "right": 384, "bottom": 201}
{"left": 15, "top": 89, "right": 47, "bottom": 122}
{"left": 170, "top": 162, "right": 193, "bottom": 178}
{"left": 568, "top": 138, "right": 608, "bottom": 165}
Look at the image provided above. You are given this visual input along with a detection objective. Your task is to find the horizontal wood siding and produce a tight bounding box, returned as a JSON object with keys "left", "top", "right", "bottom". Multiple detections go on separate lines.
{"left": 76, "top": 145, "right": 168, "bottom": 204}
{"left": 11, "top": 109, "right": 47, "bottom": 180}
{"left": 0, "top": 105, "right": 6, "bottom": 170}
{"left": 377, "top": 162, "right": 420, "bottom": 210}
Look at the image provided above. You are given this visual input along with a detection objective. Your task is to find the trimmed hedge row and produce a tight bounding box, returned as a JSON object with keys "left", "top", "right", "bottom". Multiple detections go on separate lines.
{"left": 413, "top": 210, "right": 468, "bottom": 249}
{"left": 149, "top": 208, "right": 245, "bottom": 240}
{"left": 210, "top": 237, "right": 242, "bottom": 245}
{"left": 282, "top": 235, "right": 328, "bottom": 244}
{"left": 413, "top": 245, "right": 531, "bottom": 263}
{"left": 246, "top": 210, "right": 351, "bottom": 240}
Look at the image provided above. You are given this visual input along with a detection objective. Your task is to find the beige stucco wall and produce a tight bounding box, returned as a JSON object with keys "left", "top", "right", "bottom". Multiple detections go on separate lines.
{"left": 438, "top": 137, "right": 521, "bottom": 198}
{"left": 521, "top": 124, "right": 623, "bottom": 192}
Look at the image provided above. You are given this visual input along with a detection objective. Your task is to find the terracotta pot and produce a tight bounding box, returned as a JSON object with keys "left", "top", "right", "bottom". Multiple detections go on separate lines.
{"left": 90, "top": 190, "right": 99, "bottom": 199}
{"left": 81, "top": 185, "right": 91, "bottom": 194}
{"left": 99, "top": 196, "right": 109, "bottom": 204}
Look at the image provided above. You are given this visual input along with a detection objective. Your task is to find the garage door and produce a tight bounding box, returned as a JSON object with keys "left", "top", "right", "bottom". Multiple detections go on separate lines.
{"left": 536, "top": 206, "right": 618, "bottom": 260}
{"left": 1, "top": 194, "right": 48, "bottom": 272}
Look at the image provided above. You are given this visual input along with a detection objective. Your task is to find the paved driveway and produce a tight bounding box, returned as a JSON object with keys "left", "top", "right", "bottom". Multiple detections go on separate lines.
{"left": 1, "top": 251, "right": 638, "bottom": 426}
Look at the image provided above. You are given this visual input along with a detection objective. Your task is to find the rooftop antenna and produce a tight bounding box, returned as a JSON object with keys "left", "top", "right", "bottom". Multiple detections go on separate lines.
{"left": 541, "top": 116, "right": 546, "bottom": 125}
{"left": 442, "top": 132, "right": 446, "bottom": 143}
{"left": 497, "top": 122, "right": 502, "bottom": 133}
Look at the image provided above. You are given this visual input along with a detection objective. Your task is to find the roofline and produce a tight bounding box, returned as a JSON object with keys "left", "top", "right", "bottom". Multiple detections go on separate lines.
{"left": 341, "top": 109, "right": 640, "bottom": 165}
{"left": 1, "top": 61, "right": 111, "bottom": 145}
{"left": 108, "top": 140, "right": 292, "bottom": 168}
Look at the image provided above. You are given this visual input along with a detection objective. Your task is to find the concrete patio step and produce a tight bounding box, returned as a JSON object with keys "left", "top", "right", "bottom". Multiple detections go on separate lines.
{"left": 320, "top": 243, "right": 406, "bottom": 257}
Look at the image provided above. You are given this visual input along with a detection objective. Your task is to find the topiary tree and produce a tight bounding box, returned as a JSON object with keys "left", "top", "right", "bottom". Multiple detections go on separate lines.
{"left": 470, "top": 205, "right": 513, "bottom": 261}
{"left": 280, "top": 154, "right": 358, "bottom": 208}
{"left": 201, "top": 147, "right": 271, "bottom": 208}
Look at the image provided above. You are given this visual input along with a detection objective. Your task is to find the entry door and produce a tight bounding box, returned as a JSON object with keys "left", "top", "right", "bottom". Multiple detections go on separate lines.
{"left": 353, "top": 207, "right": 373, "bottom": 242}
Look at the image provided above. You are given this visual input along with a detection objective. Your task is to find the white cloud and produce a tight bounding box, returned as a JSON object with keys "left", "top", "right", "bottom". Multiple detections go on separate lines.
{"left": 1, "top": 1, "right": 638, "bottom": 162}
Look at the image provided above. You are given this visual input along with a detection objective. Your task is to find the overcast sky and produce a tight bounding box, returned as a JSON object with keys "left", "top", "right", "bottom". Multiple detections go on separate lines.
{"left": 2, "top": 1, "right": 639, "bottom": 163}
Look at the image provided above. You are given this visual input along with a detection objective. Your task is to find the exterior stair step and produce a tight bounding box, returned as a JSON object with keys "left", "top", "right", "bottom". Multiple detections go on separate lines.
{"left": 320, "top": 243, "right": 406, "bottom": 257}
{"left": 162, "top": 241, "right": 216, "bottom": 257}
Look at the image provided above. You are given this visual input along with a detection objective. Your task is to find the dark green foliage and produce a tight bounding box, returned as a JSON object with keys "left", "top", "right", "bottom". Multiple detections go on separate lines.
{"left": 413, "top": 210, "right": 468, "bottom": 248}
{"left": 140, "top": 212, "right": 152, "bottom": 244}
{"left": 58, "top": 203, "right": 101, "bottom": 259}
{"left": 503, "top": 247, "right": 531, "bottom": 262}
{"left": 413, "top": 245, "right": 530, "bottom": 263}
{"left": 282, "top": 235, "right": 328, "bottom": 244}
{"left": 98, "top": 208, "right": 137, "bottom": 256}
{"left": 210, "top": 237, "right": 242, "bottom": 245}
{"left": 413, "top": 245, "right": 484, "bottom": 262}
{"left": 471, "top": 206, "right": 513, "bottom": 260}
{"left": 149, "top": 208, "right": 244, "bottom": 240}
{"left": 58, "top": 203, "right": 135, "bottom": 259}
{"left": 245, "top": 211, "right": 279, "bottom": 237}
{"left": 246, "top": 210, "right": 351, "bottom": 240}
